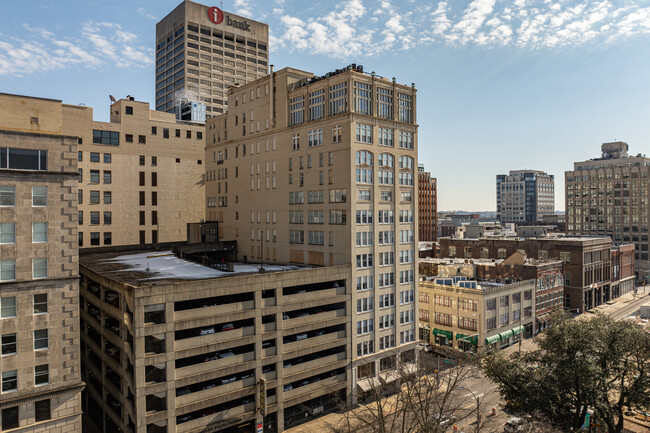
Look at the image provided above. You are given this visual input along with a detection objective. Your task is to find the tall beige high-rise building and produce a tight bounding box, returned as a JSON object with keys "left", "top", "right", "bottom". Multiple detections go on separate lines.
{"left": 496, "top": 169, "right": 555, "bottom": 223}
{"left": 156, "top": 0, "right": 269, "bottom": 119}
{"left": 0, "top": 93, "right": 83, "bottom": 432}
{"left": 565, "top": 141, "right": 650, "bottom": 281}
{"left": 205, "top": 65, "right": 419, "bottom": 399}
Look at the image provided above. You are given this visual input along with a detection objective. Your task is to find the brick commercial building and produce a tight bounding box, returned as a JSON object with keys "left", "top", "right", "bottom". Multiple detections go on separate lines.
{"left": 79, "top": 245, "right": 355, "bottom": 433}
{"left": 439, "top": 236, "right": 635, "bottom": 313}
{"left": 496, "top": 169, "right": 555, "bottom": 224}
{"left": 156, "top": 0, "right": 269, "bottom": 119}
{"left": 0, "top": 93, "right": 206, "bottom": 249}
{"left": 565, "top": 141, "right": 650, "bottom": 282}
{"left": 419, "top": 276, "right": 536, "bottom": 352}
{"left": 417, "top": 164, "right": 437, "bottom": 242}
{"left": 204, "top": 64, "right": 420, "bottom": 403}
{"left": 0, "top": 95, "right": 83, "bottom": 432}
{"left": 420, "top": 255, "right": 564, "bottom": 335}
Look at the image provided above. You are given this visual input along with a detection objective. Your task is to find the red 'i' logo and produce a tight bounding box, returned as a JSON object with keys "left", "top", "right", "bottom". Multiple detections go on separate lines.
{"left": 208, "top": 7, "right": 224, "bottom": 24}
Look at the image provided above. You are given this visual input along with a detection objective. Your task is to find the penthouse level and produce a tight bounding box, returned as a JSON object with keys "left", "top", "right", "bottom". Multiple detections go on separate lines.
{"left": 78, "top": 245, "right": 352, "bottom": 433}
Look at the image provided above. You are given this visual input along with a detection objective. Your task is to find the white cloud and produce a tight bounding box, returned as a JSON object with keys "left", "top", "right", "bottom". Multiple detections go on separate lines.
{"left": 137, "top": 7, "right": 157, "bottom": 21}
{"left": 0, "top": 20, "right": 153, "bottom": 76}
{"left": 234, "top": 0, "right": 253, "bottom": 17}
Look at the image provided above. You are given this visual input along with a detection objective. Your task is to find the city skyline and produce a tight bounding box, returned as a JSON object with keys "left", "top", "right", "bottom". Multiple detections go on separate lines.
{"left": 2, "top": 0, "right": 650, "bottom": 211}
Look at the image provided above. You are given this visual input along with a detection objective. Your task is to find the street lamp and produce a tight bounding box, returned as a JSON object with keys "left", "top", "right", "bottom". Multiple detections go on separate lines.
{"left": 459, "top": 385, "right": 481, "bottom": 430}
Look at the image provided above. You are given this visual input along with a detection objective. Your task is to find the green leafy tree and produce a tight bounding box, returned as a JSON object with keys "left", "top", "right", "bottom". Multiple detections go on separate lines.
{"left": 482, "top": 312, "right": 650, "bottom": 432}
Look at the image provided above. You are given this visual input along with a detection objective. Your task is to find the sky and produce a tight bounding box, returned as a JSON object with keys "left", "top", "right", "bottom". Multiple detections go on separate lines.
{"left": 2, "top": 0, "right": 650, "bottom": 212}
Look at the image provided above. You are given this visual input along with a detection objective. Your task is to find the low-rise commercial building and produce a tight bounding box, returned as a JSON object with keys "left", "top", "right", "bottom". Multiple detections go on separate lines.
{"left": 79, "top": 244, "right": 359, "bottom": 433}
{"left": 419, "top": 276, "right": 535, "bottom": 352}
{"left": 439, "top": 236, "right": 635, "bottom": 313}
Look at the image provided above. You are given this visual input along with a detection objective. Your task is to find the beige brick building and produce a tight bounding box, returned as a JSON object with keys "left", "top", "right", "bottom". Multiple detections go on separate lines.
{"left": 156, "top": 0, "right": 269, "bottom": 118}
{"left": 205, "top": 65, "right": 419, "bottom": 401}
{"left": 79, "top": 246, "right": 350, "bottom": 433}
{"left": 62, "top": 97, "right": 206, "bottom": 248}
{"left": 0, "top": 94, "right": 83, "bottom": 432}
{"left": 565, "top": 141, "right": 650, "bottom": 281}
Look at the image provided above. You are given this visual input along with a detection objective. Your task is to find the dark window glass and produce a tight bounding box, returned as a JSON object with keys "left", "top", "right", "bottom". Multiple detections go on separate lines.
{"left": 152, "top": 156, "right": 157, "bottom": 167}
{"left": 90, "top": 232, "right": 100, "bottom": 246}
{"left": 140, "top": 211, "right": 145, "bottom": 225}
{"left": 90, "top": 191, "right": 100, "bottom": 204}
{"left": 0, "top": 148, "right": 47, "bottom": 170}
{"left": 103, "top": 191, "right": 111, "bottom": 204}
{"left": 152, "top": 211, "right": 158, "bottom": 225}
{"left": 78, "top": 151, "right": 83, "bottom": 161}
{"left": 78, "top": 211, "right": 83, "bottom": 225}
{"left": 152, "top": 230, "right": 158, "bottom": 243}
{"left": 139, "top": 230, "right": 146, "bottom": 244}
{"left": 197, "top": 131, "right": 203, "bottom": 139}
{"left": 103, "top": 153, "right": 112, "bottom": 163}
{"left": 104, "top": 212, "right": 112, "bottom": 225}
{"left": 175, "top": 129, "right": 181, "bottom": 137}
{"left": 125, "top": 106, "right": 133, "bottom": 115}
{"left": 152, "top": 126, "right": 157, "bottom": 135}
{"left": 104, "top": 232, "right": 112, "bottom": 245}
{"left": 78, "top": 232, "right": 83, "bottom": 247}
{"left": 90, "top": 170, "right": 99, "bottom": 183}
{"left": 186, "top": 130, "right": 191, "bottom": 139}
{"left": 90, "top": 212, "right": 100, "bottom": 225}
{"left": 163, "top": 128, "right": 169, "bottom": 138}
{"left": 2, "top": 406, "right": 18, "bottom": 430}
{"left": 151, "top": 172, "right": 157, "bottom": 187}
{"left": 139, "top": 135, "right": 146, "bottom": 144}
{"left": 152, "top": 191, "right": 158, "bottom": 206}
{"left": 139, "top": 191, "right": 145, "bottom": 206}
{"left": 139, "top": 155, "right": 145, "bottom": 166}
{"left": 139, "top": 172, "right": 145, "bottom": 186}
{"left": 103, "top": 171, "right": 112, "bottom": 184}
{"left": 92, "top": 130, "right": 119, "bottom": 146}
{"left": 90, "top": 152, "right": 100, "bottom": 162}
{"left": 125, "top": 134, "right": 134, "bottom": 143}
{"left": 78, "top": 189, "right": 83, "bottom": 204}
{"left": 35, "top": 400, "right": 50, "bottom": 422}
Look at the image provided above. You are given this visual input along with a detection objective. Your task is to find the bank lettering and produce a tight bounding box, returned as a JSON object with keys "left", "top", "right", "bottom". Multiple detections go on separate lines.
{"left": 207, "top": 6, "right": 251, "bottom": 32}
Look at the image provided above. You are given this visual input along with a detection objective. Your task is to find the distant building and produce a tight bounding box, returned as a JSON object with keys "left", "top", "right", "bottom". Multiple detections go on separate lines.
{"left": 565, "top": 141, "right": 650, "bottom": 282}
{"left": 418, "top": 164, "right": 437, "bottom": 242}
{"left": 439, "top": 236, "right": 635, "bottom": 313}
{"left": 497, "top": 170, "right": 555, "bottom": 224}
{"left": 155, "top": 0, "right": 270, "bottom": 119}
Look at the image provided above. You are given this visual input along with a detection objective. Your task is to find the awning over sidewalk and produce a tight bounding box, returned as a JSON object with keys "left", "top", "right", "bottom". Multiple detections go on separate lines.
{"left": 357, "top": 376, "right": 382, "bottom": 393}
{"left": 432, "top": 328, "right": 453, "bottom": 339}
{"left": 456, "top": 333, "right": 478, "bottom": 345}
{"left": 498, "top": 330, "right": 513, "bottom": 340}
{"left": 511, "top": 325, "right": 525, "bottom": 335}
{"left": 380, "top": 370, "right": 400, "bottom": 385}
{"left": 485, "top": 334, "right": 500, "bottom": 345}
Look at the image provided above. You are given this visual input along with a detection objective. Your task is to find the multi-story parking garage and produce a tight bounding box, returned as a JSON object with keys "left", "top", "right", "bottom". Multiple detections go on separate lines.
{"left": 79, "top": 246, "right": 351, "bottom": 433}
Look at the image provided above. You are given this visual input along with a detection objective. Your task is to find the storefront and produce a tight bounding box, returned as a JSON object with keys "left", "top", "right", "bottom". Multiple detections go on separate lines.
{"left": 455, "top": 333, "right": 478, "bottom": 352}
{"left": 432, "top": 328, "right": 453, "bottom": 347}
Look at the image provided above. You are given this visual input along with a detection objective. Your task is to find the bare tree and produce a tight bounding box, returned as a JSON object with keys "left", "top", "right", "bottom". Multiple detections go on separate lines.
{"left": 326, "top": 353, "right": 499, "bottom": 433}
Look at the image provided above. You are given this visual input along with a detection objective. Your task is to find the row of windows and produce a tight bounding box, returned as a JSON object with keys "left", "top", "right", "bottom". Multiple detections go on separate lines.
{"left": 0, "top": 148, "right": 48, "bottom": 171}
{"left": 78, "top": 231, "right": 114, "bottom": 247}
{"left": 1, "top": 329, "right": 49, "bottom": 354}
{"left": 1, "top": 399, "right": 51, "bottom": 430}
{"left": 0, "top": 185, "right": 47, "bottom": 207}
{"left": 0, "top": 294, "right": 47, "bottom": 318}
{"left": 0, "top": 258, "right": 48, "bottom": 281}
{"left": 77, "top": 190, "right": 112, "bottom": 205}
{"left": 355, "top": 210, "right": 414, "bottom": 224}
{"left": 2, "top": 365, "right": 49, "bottom": 394}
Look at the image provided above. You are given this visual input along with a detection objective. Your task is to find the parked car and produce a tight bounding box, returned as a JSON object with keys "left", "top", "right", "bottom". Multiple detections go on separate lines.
{"left": 177, "top": 415, "right": 192, "bottom": 423}
{"left": 504, "top": 417, "right": 527, "bottom": 432}
{"left": 221, "top": 323, "right": 235, "bottom": 331}
{"left": 219, "top": 351, "right": 235, "bottom": 358}
{"left": 296, "top": 333, "right": 308, "bottom": 341}
{"left": 199, "top": 326, "right": 215, "bottom": 335}
{"left": 204, "top": 353, "right": 219, "bottom": 362}
{"left": 176, "top": 387, "right": 191, "bottom": 397}
{"left": 221, "top": 376, "right": 236, "bottom": 385}
{"left": 283, "top": 383, "right": 293, "bottom": 391}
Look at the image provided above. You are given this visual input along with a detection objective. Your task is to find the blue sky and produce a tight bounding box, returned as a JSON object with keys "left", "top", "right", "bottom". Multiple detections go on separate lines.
{"left": 2, "top": 0, "right": 650, "bottom": 211}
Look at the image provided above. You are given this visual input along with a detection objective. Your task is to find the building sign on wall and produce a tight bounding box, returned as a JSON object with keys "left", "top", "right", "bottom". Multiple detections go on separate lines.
{"left": 207, "top": 6, "right": 251, "bottom": 31}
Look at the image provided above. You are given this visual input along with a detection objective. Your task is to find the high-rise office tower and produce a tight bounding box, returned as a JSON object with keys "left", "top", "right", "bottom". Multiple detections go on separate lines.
{"left": 496, "top": 169, "right": 555, "bottom": 223}
{"left": 205, "top": 65, "right": 419, "bottom": 402}
{"left": 155, "top": 0, "right": 269, "bottom": 120}
{"left": 418, "top": 164, "right": 437, "bottom": 242}
{"left": 565, "top": 141, "right": 650, "bottom": 282}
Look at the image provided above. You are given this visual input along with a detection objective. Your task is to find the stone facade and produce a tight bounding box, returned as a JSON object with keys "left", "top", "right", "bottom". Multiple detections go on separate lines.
{"left": 204, "top": 66, "right": 420, "bottom": 401}
{"left": 1, "top": 106, "right": 83, "bottom": 432}
{"left": 417, "top": 165, "right": 437, "bottom": 242}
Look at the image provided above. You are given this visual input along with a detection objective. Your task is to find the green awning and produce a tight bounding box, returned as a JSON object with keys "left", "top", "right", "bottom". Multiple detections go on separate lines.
{"left": 485, "top": 334, "right": 501, "bottom": 345}
{"left": 432, "top": 328, "right": 453, "bottom": 339}
{"left": 498, "top": 330, "right": 513, "bottom": 340}
{"left": 511, "top": 325, "right": 525, "bottom": 335}
{"left": 455, "top": 333, "right": 478, "bottom": 345}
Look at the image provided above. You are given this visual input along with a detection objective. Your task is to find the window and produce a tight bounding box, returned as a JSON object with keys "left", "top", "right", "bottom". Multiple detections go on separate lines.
{"left": 329, "top": 210, "right": 346, "bottom": 224}
{"left": 308, "top": 129, "right": 323, "bottom": 147}
{"left": 90, "top": 190, "right": 100, "bottom": 204}
{"left": 32, "top": 186, "right": 47, "bottom": 206}
{"left": 34, "top": 329, "right": 48, "bottom": 350}
{"left": 139, "top": 135, "right": 146, "bottom": 144}
{"left": 358, "top": 190, "right": 371, "bottom": 201}
{"left": 78, "top": 232, "right": 83, "bottom": 247}
{"left": 379, "top": 272, "right": 395, "bottom": 287}
{"left": 34, "top": 294, "right": 47, "bottom": 314}
{"left": 90, "top": 211, "right": 100, "bottom": 225}
{"left": 354, "top": 81, "right": 371, "bottom": 114}
{"left": 0, "top": 185, "right": 16, "bottom": 206}
{"left": 377, "top": 87, "right": 393, "bottom": 119}
{"left": 103, "top": 153, "right": 112, "bottom": 163}
{"left": 398, "top": 93, "right": 413, "bottom": 123}
{"left": 1, "top": 333, "right": 16, "bottom": 356}
{"left": 499, "top": 312, "right": 510, "bottom": 325}
{"left": 486, "top": 298, "right": 496, "bottom": 311}
{"left": 356, "top": 275, "right": 373, "bottom": 291}
{"left": 356, "top": 123, "right": 372, "bottom": 143}
{"left": 329, "top": 82, "right": 347, "bottom": 115}
{"left": 399, "top": 131, "right": 413, "bottom": 149}
{"left": 32, "top": 222, "right": 48, "bottom": 243}
{"left": 92, "top": 130, "right": 119, "bottom": 145}
{"left": 163, "top": 128, "right": 169, "bottom": 138}
{"left": 104, "top": 191, "right": 112, "bottom": 204}
{"left": 378, "top": 127, "right": 394, "bottom": 146}
{"left": 356, "top": 253, "right": 373, "bottom": 269}
{"left": 90, "top": 232, "right": 100, "bottom": 246}
{"left": 104, "top": 232, "right": 112, "bottom": 245}
{"left": 356, "top": 319, "right": 374, "bottom": 335}
{"left": 33, "top": 258, "right": 47, "bottom": 279}
{"left": 0, "top": 223, "right": 15, "bottom": 244}
{"left": 35, "top": 400, "right": 50, "bottom": 422}
{"left": 125, "top": 134, "right": 134, "bottom": 143}
{"left": 2, "top": 406, "right": 19, "bottom": 429}
{"left": 289, "top": 230, "right": 304, "bottom": 244}
{"left": 329, "top": 189, "right": 347, "bottom": 203}
{"left": 125, "top": 106, "right": 133, "bottom": 115}
{"left": 497, "top": 248, "right": 507, "bottom": 259}
{"left": 2, "top": 370, "right": 17, "bottom": 392}
{"left": 291, "top": 134, "right": 299, "bottom": 150}
{"left": 34, "top": 364, "right": 48, "bottom": 385}
{"left": 0, "top": 147, "right": 48, "bottom": 170}
{"left": 90, "top": 169, "right": 100, "bottom": 183}
{"left": 289, "top": 96, "right": 304, "bottom": 126}
{"left": 378, "top": 210, "right": 394, "bottom": 223}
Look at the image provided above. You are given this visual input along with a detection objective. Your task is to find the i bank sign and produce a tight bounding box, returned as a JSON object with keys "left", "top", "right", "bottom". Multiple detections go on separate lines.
{"left": 208, "top": 6, "right": 251, "bottom": 31}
